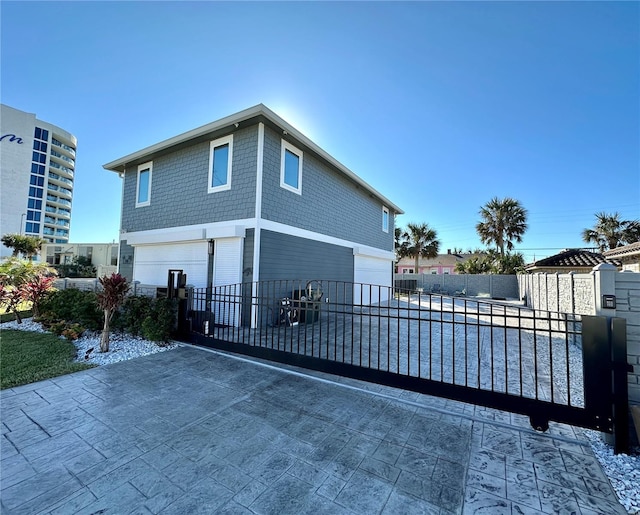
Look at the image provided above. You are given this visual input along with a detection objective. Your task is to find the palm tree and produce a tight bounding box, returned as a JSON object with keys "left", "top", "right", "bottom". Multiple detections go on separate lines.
{"left": 397, "top": 223, "right": 440, "bottom": 274}
{"left": 582, "top": 212, "right": 640, "bottom": 252}
{"left": 1, "top": 233, "right": 45, "bottom": 259}
{"left": 476, "top": 197, "right": 528, "bottom": 257}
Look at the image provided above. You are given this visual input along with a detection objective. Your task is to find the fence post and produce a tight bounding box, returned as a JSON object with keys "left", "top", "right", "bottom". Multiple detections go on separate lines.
{"left": 592, "top": 263, "right": 632, "bottom": 451}
{"left": 611, "top": 317, "right": 630, "bottom": 454}
{"left": 593, "top": 263, "right": 617, "bottom": 316}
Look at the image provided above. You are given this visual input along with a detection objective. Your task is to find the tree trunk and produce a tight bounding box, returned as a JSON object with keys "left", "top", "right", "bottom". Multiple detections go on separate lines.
{"left": 100, "top": 308, "right": 111, "bottom": 352}
{"left": 414, "top": 255, "right": 419, "bottom": 275}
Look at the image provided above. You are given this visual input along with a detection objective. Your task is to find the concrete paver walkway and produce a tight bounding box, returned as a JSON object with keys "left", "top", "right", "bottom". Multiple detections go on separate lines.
{"left": 0, "top": 346, "right": 626, "bottom": 514}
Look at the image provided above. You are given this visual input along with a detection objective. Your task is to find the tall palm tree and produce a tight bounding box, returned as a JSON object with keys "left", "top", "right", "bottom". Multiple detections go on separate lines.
{"left": 582, "top": 212, "right": 640, "bottom": 252}
{"left": 397, "top": 223, "right": 440, "bottom": 274}
{"left": 476, "top": 197, "right": 528, "bottom": 257}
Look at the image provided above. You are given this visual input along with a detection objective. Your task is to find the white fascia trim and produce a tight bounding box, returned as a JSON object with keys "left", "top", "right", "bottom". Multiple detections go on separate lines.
{"left": 260, "top": 219, "right": 394, "bottom": 261}
{"left": 253, "top": 123, "right": 264, "bottom": 282}
{"left": 251, "top": 123, "right": 265, "bottom": 328}
{"left": 353, "top": 246, "right": 394, "bottom": 260}
{"left": 123, "top": 219, "right": 255, "bottom": 246}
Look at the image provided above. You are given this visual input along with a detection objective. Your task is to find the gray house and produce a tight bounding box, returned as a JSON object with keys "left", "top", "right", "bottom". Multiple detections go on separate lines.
{"left": 103, "top": 105, "right": 403, "bottom": 306}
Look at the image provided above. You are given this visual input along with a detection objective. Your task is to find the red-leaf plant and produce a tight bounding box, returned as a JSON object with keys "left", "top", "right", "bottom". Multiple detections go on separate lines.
{"left": 22, "top": 275, "right": 57, "bottom": 318}
{"left": 0, "top": 283, "right": 25, "bottom": 324}
{"left": 97, "top": 273, "right": 130, "bottom": 353}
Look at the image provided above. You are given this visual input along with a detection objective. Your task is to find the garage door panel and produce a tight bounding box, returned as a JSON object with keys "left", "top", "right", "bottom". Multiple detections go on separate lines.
{"left": 354, "top": 255, "right": 391, "bottom": 305}
{"left": 134, "top": 242, "right": 208, "bottom": 288}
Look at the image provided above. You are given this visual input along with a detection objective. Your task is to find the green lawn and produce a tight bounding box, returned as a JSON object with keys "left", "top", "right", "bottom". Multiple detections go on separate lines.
{"left": 0, "top": 330, "right": 94, "bottom": 390}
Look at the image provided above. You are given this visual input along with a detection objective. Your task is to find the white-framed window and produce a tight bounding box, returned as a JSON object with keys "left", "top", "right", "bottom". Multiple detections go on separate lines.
{"left": 136, "top": 161, "right": 152, "bottom": 207}
{"left": 280, "top": 140, "right": 303, "bottom": 194}
{"left": 443, "top": 269, "right": 450, "bottom": 274}
{"left": 208, "top": 135, "right": 233, "bottom": 193}
{"left": 431, "top": 269, "right": 438, "bottom": 274}
{"left": 403, "top": 268, "right": 414, "bottom": 274}
{"left": 382, "top": 206, "right": 389, "bottom": 233}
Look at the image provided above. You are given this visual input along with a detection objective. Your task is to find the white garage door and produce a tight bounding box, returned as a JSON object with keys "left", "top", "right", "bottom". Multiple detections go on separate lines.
{"left": 133, "top": 242, "right": 208, "bottom": 288}
{"left": 353, "top": 255, "right": 392, "bottom": 305}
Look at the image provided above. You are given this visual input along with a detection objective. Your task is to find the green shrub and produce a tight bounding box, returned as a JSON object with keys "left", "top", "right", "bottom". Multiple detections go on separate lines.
{"left": 140, "top": 298, "right": 177, "bottom": 344}
{"left": 39, "top": 289, "right": 102, "bottom": 330}
{"left": 116, "top": 295, "right": 154, "bottom": 336}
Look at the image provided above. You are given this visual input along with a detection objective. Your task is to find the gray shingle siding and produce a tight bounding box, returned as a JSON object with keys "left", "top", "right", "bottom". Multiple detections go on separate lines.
{"left": 260, "top": 126, "right": 394, "bottom": 252}
{"left": 259, "top": 230, "right": 354, "bottom": 284}
{"left": 120, "top": 126, "right": 258, "bottom": 233}
{"left": 118, "top": 240, "right": 135, "bottom": 281}
{"left": 242, "top": 228, "right": 255, "bottom": 283}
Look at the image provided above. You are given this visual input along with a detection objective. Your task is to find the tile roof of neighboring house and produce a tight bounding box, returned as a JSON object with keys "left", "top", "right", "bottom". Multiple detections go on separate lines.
{"left": 525, "top": 249, "right": 621, "bottom": 270}
{"left": 603, "top": 241, "right": 640, "bottom": 259}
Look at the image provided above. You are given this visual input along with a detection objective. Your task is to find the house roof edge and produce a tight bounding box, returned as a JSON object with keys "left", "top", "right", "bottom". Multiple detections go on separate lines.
{"left": 103, "top": 104, "right": 404, "bottom": 215}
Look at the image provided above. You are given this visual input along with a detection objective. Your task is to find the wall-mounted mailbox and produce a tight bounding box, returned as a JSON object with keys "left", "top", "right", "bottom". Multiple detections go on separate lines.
{"left": 603, "top": 294, "right": 616, "bottom": 309}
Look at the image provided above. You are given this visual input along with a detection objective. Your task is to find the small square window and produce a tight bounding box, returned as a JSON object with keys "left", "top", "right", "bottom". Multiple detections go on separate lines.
{"left": 280, "top": 140, "right": 303, "bottom": 195}
{"left": 382, "top": 206, "right": 389, "bottom": 233}
{"left": 208, "top": 135, "right": 233, "bottom": 193}
{"left": 136, "top": 162, "right": 152, "bottom": 207}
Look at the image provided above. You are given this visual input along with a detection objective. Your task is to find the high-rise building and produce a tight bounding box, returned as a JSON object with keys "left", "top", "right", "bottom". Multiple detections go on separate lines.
{"left": 1, "top": 104, "right": 77, "bottom": 257}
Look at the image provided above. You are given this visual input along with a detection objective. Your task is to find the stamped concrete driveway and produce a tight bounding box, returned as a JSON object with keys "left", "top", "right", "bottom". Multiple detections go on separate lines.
{"left": 0, "top": 345, "right": 626, "bottom": 514}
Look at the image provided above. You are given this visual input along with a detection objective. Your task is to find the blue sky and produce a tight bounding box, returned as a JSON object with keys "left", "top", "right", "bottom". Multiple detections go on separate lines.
{"left": 2, "top": 1, "right": 638, "bottom": 263}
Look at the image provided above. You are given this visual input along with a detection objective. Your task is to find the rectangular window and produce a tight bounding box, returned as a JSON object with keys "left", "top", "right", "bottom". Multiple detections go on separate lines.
{"left": 382, "top": 206, "right": 389, "bottom": 233}
{"left": 25, "top": 222, "right": 40, "bottom": 233}
{"left": 280, "top": 140, "right": 303, "bottom": 194}
{"left": 136, "top": 162, "right": 152, "bottom": 207}
{"left": 30, "top": 164, "right": 45, "bottom": 175}
{"left": 29, "top": 187, "right": 43, "bottom": 198}
{"left": 34, "top": 127, "right": 49, "bottom": 141}
{"left": 208, "top": 135, "right": 233, "bottom": 193}
{"left": 28, "top": 198, "right": 42, "bottom": 209}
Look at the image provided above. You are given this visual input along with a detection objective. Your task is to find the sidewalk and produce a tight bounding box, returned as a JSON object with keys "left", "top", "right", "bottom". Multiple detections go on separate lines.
{"left": 0, "top": 346, "right": 626, "bottom": 514}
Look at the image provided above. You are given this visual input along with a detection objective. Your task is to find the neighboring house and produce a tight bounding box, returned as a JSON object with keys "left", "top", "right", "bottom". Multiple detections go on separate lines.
{"left": 396, "top": 250, "right": 481, "bottom": 275}
{"left": 524, "top": 248, "right": 621, "bottom": 273}
{"left": 603, "top": 242, "right": 640, "bottom": 272}
{"left": 103, "top": 104, "right": 403, "bottom": 304}
{"left": 41, "top": 242, "right": 119, "bottom": 277}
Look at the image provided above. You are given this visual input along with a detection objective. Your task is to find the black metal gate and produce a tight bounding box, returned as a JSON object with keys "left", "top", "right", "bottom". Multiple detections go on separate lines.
{"left": 181, "top": 279, "right": 630, "bottom": 453}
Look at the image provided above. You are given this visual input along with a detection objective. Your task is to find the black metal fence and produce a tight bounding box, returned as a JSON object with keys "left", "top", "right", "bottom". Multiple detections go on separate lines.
{"left": 183, "top": 279, "right": 629, "bottom": 452}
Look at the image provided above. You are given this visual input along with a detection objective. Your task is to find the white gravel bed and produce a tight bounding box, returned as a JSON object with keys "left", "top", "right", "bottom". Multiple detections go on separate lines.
{"left": 2, "top": 317, "right": 638, "bottom": 512}
{"left": 1, "top": 318, "right": 179, "bottom": 366}
{"left": 582, "top": 429, "right": 640, "bottom": 514}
